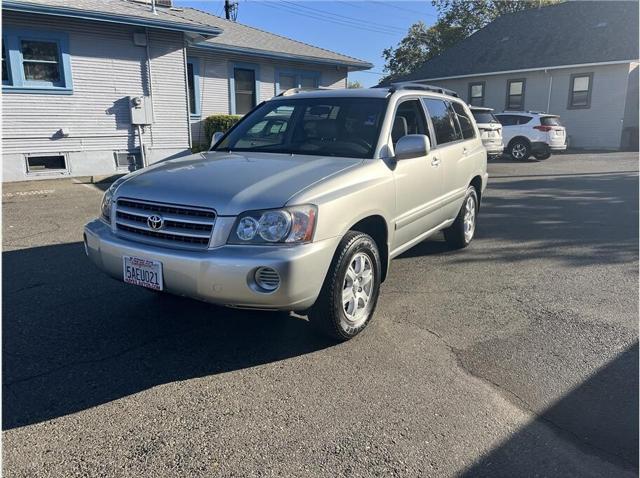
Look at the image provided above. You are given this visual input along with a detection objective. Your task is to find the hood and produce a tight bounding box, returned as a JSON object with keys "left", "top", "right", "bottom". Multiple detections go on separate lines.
{"left": 114, "top": 152, "right": 363, "bottom": 215}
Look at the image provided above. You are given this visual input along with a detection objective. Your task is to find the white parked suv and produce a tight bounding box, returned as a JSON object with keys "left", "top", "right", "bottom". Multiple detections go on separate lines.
{"left": 495, "top": 111, "right": 567, "bottom": 160}
{"left": 84, "top": 84, "right": 487, "bottom": 341}
{"left": 470, "top": 107, "right": 503, "bottom": 159}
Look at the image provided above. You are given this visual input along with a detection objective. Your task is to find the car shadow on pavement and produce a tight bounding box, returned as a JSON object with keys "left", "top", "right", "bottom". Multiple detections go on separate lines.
{"left": 460, "top": 343, "right": 639, "bottom": 476}
{"left": 400, "top": 171, "right": 638, "bottom": 268}
{"left": 3, "top": 242, "right": 335, "bottom": 430}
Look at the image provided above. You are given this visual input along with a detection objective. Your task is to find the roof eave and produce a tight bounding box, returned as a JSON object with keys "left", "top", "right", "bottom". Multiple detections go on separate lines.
{"left": 2, "top": 1, "right": 223, "bottom": 37}
{"left": 189, "top": 41, "right": 372, "bottom": 71}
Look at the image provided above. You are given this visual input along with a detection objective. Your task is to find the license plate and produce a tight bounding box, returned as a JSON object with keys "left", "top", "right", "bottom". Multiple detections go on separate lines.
{"left": 123, "top": 256, "right": 163, "bottom": 291}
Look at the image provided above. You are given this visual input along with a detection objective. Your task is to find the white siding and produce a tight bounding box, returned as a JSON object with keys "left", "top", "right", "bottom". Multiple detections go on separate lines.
{"left": 187, "top": 48, "right": 348, "bottom": 147}
{"left": 427, "top": 63, "right": 632, "bottom": 150}
{"left": 2, "top": 12, "right": 189, "bottom": 181}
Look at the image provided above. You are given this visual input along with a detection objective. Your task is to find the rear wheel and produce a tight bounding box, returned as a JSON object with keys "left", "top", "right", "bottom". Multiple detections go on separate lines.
{"left": 444, "top": 186, "right": 478, "bottom": 249}
{"left": 309, "top": 231, "right": 381, "bottom": 341}
{"left": 509, "top": 139, "right": 531, "bottom": 160}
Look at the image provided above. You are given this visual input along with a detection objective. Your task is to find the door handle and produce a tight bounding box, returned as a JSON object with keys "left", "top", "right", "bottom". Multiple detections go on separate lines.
{"left": 463, "top": 147, "right": 469, "bottom": 155}
{"left": 431, "top": 157, "right": 440, "bottom": 167}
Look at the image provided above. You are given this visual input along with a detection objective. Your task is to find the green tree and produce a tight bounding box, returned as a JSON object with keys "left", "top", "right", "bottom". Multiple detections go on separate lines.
{"left": 347, "top": 80, "right": 363, "bottom": 89}
{"left": 382, "top": 0, "right": 562, "bottom": 82}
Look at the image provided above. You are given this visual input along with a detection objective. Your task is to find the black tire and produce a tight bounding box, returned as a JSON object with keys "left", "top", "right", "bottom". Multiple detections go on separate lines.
{"left": 309, "top": 231, "right": 381, "bottom": 341}
{"left": 534, "top": 152, "right": 551, "bottom": 160}
{"left": 444, "top": 186, "right": 478, "bottom": 249}
{"left": 508, "top": 139, "right": 531, "bottom": 160}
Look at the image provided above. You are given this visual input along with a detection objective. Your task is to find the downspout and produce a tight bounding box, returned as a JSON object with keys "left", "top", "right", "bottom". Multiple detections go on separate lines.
{"left": 546, "top": 68, "right": 553, "bottom": 113}
{"left": 183, "top": 38, "right": 193, "bottom": 150}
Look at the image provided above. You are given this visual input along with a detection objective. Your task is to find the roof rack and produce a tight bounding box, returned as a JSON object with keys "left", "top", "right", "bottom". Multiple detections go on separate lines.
{"left": 502, "top": 110, "right": 547, "bottom": 114}
{"left": 374, "top": 81, "right": 459, "bottom": 98}
{"left": 276, "top": 86, "right": 334, "bottom": 97}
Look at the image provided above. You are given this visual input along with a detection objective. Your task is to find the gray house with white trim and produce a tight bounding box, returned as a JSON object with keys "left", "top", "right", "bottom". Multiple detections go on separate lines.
{"left": 389, "top": 1, "right": 639, "bottom": 151}
{"left": 1, "top": 0, "right": 371, "bottom": 182}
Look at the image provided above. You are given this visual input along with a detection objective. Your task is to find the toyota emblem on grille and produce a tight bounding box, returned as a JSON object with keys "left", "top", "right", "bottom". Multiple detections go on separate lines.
{"left": 147, "top": 214, "right": 164, "bottom": 230}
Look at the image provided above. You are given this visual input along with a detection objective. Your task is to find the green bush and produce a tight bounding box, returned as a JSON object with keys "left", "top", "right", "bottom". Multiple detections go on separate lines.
{"left": 204, "top": 114, "right": 242, "bottom": 146}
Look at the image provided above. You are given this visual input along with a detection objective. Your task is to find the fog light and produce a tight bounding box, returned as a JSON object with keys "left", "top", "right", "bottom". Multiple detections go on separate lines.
{"left": 254, "top": 267, "right": 280, "bottom": 292}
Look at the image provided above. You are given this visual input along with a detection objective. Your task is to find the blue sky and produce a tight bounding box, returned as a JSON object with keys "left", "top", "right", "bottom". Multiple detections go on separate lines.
{"left": 173, "top": 1, "right": 440, "bottom": 87}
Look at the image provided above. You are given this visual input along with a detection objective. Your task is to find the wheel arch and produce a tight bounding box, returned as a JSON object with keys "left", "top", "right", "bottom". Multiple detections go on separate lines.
{"left": 507, "top": 135, "right": 531, "bottom": 149}
{"left": 469, "top": 175, "right": 483, "bottom": 209}
{"left": 347, "top": 215, "right": 390, "bottom": 282}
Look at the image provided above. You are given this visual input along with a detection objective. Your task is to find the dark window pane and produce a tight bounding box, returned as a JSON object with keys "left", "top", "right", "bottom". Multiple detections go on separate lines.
{"left": 571, "top": 90, "right": 589, "bottom": 106}
{"left": 27, "top": 155, "right": 66, "bottom": 171}
{"left": 423, "top": 98, "right": 457, "bottom": 145}
{"left": 300, "top": 76, "right": 318, "bottom": 89}
{"left": 235, "top": 68, "right": 255, "bottom": 114}
{"left": 469, "top": 97, "right": 483, "bottom": 107}
{"left": 2, "top": 44, "right": 8, "bottom": 83}
{"left": 472, "top": 111, "right": 498, "bottom": 124}
{"left": 187, "top": 62, "right": 196, "bottom": 113}
{"left": 236, "top": 93, "right": 254, "bottom": 115}
{"left": 507, "top": 94, "right": 523, "bottom": 110}
{"left": 21, "top": 40, "right": 59, "bottom": 61}
{"left": 23, "top": 62, "right": 60, "bottom": 82}
{"left": 279, "top": 74, "right": 296, "bottom": 91}
{"left": 235, "top": 68, "right": 255, "bottom": 92}
{"left": 452, "top": 102, "right": 475, "bottom": 139}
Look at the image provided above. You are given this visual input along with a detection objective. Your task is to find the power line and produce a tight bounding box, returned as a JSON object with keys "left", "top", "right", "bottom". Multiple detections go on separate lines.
{"left": 370, "top": 0, "right": 438, "bottom": 18}
{"left": 279, "top": 0, "right": 406, "bottom": 34}
{"left": 257, "top": 2, "right": 403, "bottom": 36}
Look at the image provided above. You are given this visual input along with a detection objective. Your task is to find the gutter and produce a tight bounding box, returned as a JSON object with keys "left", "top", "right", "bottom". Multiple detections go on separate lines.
{"left": 189, "top": 41, "right": 373, "bottom": 72}
{"left": 408, "top": 60, "right": 638, "bottom": 82}
{"left": 3, "top": 1, "right": 223, "bottom": 37}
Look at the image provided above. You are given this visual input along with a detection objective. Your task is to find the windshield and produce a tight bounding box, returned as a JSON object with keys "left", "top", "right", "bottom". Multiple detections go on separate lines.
{"left": 214, "top": 97, "right": 387, "bottom": 158}
{"left": 472, "top": 111, "right": 498, "bottom": 124}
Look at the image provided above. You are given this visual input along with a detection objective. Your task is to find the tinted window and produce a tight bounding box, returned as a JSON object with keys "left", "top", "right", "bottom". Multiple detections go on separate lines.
{"left": 451, "top": 102, "right": 475, "bottom": 139}
{"left": 540, "top": 116, "right": 562, "bottom": 126}
{"left": 216, "top": 97, "right": 386, "bottom": 159}
{"left": 391, "top": 100, "right": 428, "bottom": 146}
{"left": 496, "top": 114, "right": 531, "bottom": 126}
{"left": 423, "top": 98, "right": 458, "bottom": 145}
{"left": 472, "top": 111, "right": 498, "bottom": 124}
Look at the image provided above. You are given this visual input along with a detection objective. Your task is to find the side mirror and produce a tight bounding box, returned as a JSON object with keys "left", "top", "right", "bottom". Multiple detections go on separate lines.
{"left": 394, "top": 134, "right": 431, "bottom": 160}
{"left": 210, "top": 131, "right": 224, "bottom": 149}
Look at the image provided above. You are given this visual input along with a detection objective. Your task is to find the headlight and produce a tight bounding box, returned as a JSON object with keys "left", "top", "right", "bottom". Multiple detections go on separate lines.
{"left": 228, "top": 205, "right": 317, "bottom": 245}
{"left": 100, "top": 176, "right": 127, "bottom": 223}
{"left": 100, "top": 189, "right": 113, "bottom": 223}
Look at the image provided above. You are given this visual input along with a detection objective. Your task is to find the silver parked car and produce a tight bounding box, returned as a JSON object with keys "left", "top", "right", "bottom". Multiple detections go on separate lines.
{"left": 84, "top": 84, "right": 488, "bottom": 340}
{"left": 470, "top": 107, "right": 504, "bottom": 159}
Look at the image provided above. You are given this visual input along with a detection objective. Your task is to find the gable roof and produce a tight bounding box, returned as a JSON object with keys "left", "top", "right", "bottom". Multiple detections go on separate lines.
{"left": 2, "top": 0, "right": 372, "bottom": 71}
{"left": 167, "top": 7, "right": 372, "bottom": 71}
{"left": 2, "top": 0, "right": 223, "bottom": 37}
{"left": 392, "top": 1, "right": 639, "bottom": 82}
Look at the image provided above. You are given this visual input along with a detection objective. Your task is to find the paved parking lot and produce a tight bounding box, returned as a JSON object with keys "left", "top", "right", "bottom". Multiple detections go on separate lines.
{"left": 3, "top": 152, "right": 638, "bottom": 477}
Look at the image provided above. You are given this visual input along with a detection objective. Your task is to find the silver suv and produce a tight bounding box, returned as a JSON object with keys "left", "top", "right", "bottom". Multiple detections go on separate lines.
{"left": 84, "top": 84, "right": 488, "bottom": 341}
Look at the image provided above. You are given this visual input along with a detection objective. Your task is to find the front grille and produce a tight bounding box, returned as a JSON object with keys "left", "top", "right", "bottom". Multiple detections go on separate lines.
{"left": 115, "top": 198, "right": 216, "bottom": 249}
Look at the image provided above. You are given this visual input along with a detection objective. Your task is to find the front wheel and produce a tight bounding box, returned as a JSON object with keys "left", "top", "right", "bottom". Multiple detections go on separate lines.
{"left": 309, "top": 231, "right": 381, "bottom": 341}
{"left": 444, "top": 186, "right": 478, "bottom": 249}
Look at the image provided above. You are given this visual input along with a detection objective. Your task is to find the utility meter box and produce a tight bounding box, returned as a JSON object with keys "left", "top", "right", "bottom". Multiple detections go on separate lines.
{"left": 129, "top": 95, "right": 153, "bottom": 125}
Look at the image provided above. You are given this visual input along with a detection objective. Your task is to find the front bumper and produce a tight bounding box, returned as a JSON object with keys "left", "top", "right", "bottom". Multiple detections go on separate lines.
{"left": 84, "top": 219, "right": 338, "bottom": 310}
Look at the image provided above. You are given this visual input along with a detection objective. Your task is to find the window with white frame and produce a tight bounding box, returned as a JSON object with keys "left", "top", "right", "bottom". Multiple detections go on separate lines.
{"left": 3, "top": 28, "right": 72, "bottom": 92}
{"left": 468, "top": 82, "right": 485, "bottom": 107}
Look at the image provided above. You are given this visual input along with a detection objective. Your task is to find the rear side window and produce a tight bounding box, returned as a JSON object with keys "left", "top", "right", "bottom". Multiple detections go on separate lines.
{"left": 496, "top": 114, "right": 531, "bottom": 126}
{"left": 422, "top": 98, "right": 459, "bottom": 145}
{"left": 540, "top": 116, "right": 562, "bottom": 126}
{"left": 451, "top": 102, "right": 475, "bottom": 139}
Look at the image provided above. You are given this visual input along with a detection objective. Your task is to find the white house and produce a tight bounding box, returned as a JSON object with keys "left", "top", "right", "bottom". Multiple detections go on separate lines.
{"left": 1, "top": 0, "right": 371, "bottom": 182}
{"left": 387, "top": 1, "right": 639, "bottom": 151}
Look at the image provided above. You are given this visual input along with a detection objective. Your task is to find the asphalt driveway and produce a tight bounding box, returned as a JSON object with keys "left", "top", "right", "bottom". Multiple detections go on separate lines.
{"left": 2, "top": 152, "right": 638, "bottom": 477}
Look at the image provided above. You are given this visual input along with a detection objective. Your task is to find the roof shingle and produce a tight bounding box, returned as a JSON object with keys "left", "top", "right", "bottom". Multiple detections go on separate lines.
{"left": 394, "top": 1, "right": 639, "bottom": 82}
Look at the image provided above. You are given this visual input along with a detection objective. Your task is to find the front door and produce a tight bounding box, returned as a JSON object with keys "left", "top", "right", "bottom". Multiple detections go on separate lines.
{"left": 391, "top": 99, "right": 445, "bottom": 253}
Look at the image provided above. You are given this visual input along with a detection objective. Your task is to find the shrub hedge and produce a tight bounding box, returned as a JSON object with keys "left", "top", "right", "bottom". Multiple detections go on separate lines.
{"left": 204, "top": 114, "right": 242, "bottom": 146}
